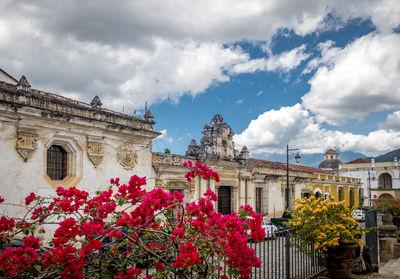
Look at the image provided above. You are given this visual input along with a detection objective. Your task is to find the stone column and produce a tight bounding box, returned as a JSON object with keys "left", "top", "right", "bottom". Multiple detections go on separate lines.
{"left": 209, "top": 179, "right": 217, "bottom": 209}
{"left": 247, "top": 177, "right": 254, "bottom": 208}
{"left": 193, "top": 176, "right": 201, "bottom": 201}
{"left": 378, "top": 213, "right": 399, "bottom": 263}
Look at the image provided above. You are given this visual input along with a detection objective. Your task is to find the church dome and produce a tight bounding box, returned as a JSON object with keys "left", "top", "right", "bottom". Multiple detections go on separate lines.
{"left": 318, "top": 159, "right": 342, "bottom": 170}
{"left": 319, "top": 149, "right": 342, "bottom": 170}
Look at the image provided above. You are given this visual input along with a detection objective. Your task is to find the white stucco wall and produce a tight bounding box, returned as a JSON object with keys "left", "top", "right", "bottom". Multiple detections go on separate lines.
{"left": 0, "top": 108, "right": 156, "bottom": 232}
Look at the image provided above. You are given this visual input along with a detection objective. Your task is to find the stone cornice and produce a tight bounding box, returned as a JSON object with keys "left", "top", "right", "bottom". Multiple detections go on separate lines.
{"left": 0, "top": 82, "right": 160, "bottom": 137}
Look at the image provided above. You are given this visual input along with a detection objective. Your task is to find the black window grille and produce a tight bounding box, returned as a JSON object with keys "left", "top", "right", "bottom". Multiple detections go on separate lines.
{"left": 47, "top": 145, "right": 67, "bottom": 180}
{"left": 256, "top": 188, "right": 262, "bottom": 213}
{"left": 379, "top": 173, "right": 392, "bottom": 189}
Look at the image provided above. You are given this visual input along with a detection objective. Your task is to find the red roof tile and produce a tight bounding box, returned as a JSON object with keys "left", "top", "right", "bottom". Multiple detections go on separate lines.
{"left": 345, "top": 158, "right": 370, "bottom": 164}
{"left": 248, "top": 158, "right": 328, "bottom": 174}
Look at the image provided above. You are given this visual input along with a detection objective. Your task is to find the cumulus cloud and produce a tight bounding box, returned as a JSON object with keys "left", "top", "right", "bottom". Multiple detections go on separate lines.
{"left": 380, "top": 111, "right": 400, "bottom": 131}
{"left": 233, "top": 104, "right": 400, "bottom": 156}
{"left": 302, "top": 33, "right": 400, "bottom": 125}
{"left": 232, "top": 45, "right": 310, "bottom": 74}
{"left": 1, "top": 0, "right": 399, "bottom": 111}
{"left": 117, "top": 39, "right": 249, "bottom": 109}
{"left": 155, "top": 129, "right": 174, "bottom": 144}
{"left": 302, "top": 40, "right": 338, "bottom": 74}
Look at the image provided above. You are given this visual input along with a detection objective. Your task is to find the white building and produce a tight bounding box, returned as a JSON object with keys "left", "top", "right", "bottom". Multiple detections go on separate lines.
{"left": 340, "top": 157, "right": 400, "bottom": 206}
{"left": 0, "top": 73, "right": 159, "bottom": 239}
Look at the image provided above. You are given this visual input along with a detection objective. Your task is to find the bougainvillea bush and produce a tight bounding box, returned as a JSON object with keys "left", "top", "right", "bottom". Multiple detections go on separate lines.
{"left": 0, "top": 161, "right": 264, "bottom": 279}
{"left": 391, "top": 198, "right": 400, "bottom": 217}
{"left": 287, "top": 196, "right": 364, "bottom": 256}
{"left": 374, "top": 196, "right": 400, "bottom": 215}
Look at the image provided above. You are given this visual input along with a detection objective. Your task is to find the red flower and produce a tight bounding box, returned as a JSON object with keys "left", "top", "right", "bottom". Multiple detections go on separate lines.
{"left": 173, "top": 241, "right": 201, "bottom": 269}
{"left": 25, "top": 192, "right": 36, "bottom": 206}
{"left": 155, "top": 262, "right": 163, "bottom": 272}
{"left": 90, "top": 239, "right": 103, "bottom": 250}
{"left": 204, "top": 189, "right": 218, "bottom": 201}
{"left": 0, "top": 216, "right": 15, "bottom": 232}
{"left": 23, "top": 236, "right": 40, "bottom": 250}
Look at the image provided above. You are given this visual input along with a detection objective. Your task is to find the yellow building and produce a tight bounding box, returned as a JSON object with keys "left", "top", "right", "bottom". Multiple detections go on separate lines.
{"left": 311, "top": 173, "right": 361, "bottom": 207}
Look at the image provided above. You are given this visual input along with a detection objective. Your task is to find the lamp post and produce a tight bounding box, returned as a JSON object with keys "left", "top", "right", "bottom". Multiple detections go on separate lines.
{"left": 367, "top": 170, "right": 375, "bottom": 207}
{"left": 286, "top": 145, "right": 301, "bottom": 210}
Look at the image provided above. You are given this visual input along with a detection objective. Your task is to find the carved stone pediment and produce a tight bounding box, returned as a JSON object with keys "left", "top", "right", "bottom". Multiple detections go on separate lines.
{"left": 87, "top": 136, "right": 104, "bottom": 167}
{"left": 117, "top": 145, "right": 137, "bottom": 170}
{"left": 185, "top": 114, "right": 242, "bottom": 162}
{"left": 16, "top": 128, "right": 38, "bottom": 161}
{"left": 153, "top": 154, "right": 187, "bottom": 166}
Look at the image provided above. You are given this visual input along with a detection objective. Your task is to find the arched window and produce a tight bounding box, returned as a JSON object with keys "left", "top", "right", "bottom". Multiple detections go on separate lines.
{"left": 378, "top": 173, "right": 392, "bottom": 189}
{"left": 47, "top": 145, "right": 67, "bottom": 180}
{"left": 379, "top": 193, "right": 394, "bottom": 200}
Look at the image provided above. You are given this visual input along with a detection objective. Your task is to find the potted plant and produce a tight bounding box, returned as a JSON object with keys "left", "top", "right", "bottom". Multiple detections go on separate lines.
{"left": 390, "top": 198, "right": 400, "bottom": 229}
{"left": 374, "top": 196, "right": 396, "bottom": 225}
{"left": 287, "top": 196, "right": 364, "bottom": 279}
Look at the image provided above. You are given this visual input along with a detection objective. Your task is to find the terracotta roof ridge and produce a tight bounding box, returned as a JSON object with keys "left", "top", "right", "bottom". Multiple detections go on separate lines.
{"left": 249, "top": 158, "right": 329, "bottom": 173}
{"left": 345, "top": 157, "right": 370, "bottom": 164}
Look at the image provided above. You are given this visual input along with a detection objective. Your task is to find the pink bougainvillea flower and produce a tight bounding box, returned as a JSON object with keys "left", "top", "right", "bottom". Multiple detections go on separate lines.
{"left": 25, "top": 192, "right": 36, "bottom": 206}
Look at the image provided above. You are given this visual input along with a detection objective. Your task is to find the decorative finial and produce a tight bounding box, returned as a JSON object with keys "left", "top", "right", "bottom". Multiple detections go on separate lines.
{"left": 16, "top": 75, "right": 31, "bottom": 92}
{"left": 90, "top": 95, "right": 102, "bottom": 108}
{"left": 144, "top": 109, "right": 154, "bottom": 121}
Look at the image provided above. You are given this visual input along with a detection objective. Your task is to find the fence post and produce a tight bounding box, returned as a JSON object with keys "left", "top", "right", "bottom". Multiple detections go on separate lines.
{"left": 365, "top": 210, "right": 378, "bottom": 265}
{"left": 285, "top": 230, "right": 291, "bottom": 279}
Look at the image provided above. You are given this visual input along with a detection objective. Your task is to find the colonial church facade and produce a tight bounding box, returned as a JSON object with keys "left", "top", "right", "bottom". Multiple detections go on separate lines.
{"left": 0, "top": 71, "right": 361, "bottom": 229}
{"left": 153, "top": 114, "right": 361, "bottom": 217}
{"left": 0, "top": 72, "right": 159, "bottom": 220}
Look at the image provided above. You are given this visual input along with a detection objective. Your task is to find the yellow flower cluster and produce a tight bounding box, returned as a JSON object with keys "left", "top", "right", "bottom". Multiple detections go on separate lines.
{"left": 288, "top": 196, "right": 364, "bottom": 255}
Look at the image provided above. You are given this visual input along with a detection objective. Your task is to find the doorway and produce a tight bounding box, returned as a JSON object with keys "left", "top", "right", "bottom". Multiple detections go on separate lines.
{"left": 218, "top": 186, "right": 231, "bottom": 215}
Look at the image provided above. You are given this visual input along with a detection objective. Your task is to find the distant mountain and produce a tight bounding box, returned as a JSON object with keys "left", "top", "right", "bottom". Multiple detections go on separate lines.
{"left": 374, "top": 148, "right": 400, "bottom": 162}
{"left": 338, "top": 151, "right": 368, "bottom": 164}
{"left": 252, "top": 151, "right": 367, "bottom": 168}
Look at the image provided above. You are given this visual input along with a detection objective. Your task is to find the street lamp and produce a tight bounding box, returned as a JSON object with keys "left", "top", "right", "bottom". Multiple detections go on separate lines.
{"left": 286, "top": 145, "right": 301, "bottom": 210}
{"left": 367, "top": 170, "right": 375, "bottom": 207}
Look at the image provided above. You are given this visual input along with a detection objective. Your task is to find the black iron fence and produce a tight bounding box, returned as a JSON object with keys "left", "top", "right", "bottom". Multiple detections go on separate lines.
{"left": 365, "top": 210, "right": 378, "bottom": 265}
{"left": 139, "top": 214, "right": 378, "bottom": 278}
{"left": 200, "top": 228, "right": 325, "bottom": 279}
{"left": 140, "top": 229, "right": 325, "bottom": 279}
{"left": 247, "top": 229, "right": 325, "bottom": 279}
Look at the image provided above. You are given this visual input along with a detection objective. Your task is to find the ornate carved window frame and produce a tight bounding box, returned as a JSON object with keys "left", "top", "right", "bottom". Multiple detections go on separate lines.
{"left": 44, "top": 136, "right": 82, "bottom": 188}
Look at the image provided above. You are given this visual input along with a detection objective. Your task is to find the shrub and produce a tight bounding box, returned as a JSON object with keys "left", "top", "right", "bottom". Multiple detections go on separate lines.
{"left": 374, "top": 196, "right": 400, "bottom": 216}
{"left": 0, "top": 161, "right": 263, "bottom": 279}
{"left": 287, "top": 196, "right": 364, "bottom": 255}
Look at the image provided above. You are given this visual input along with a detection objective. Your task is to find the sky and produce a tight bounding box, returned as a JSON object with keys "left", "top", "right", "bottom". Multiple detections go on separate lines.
{"left": 1, "top": 0, "right": 400, "bottom": 162}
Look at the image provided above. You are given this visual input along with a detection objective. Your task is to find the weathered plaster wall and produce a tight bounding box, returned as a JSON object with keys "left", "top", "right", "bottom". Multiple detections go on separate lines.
{"left": 0, "top": 84, "right": 158, "bottom": 242}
